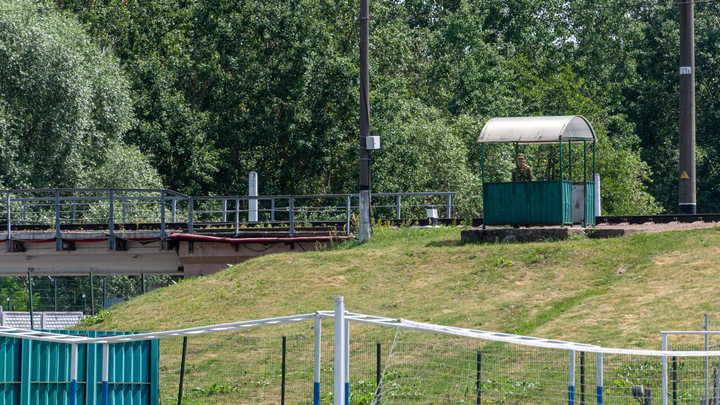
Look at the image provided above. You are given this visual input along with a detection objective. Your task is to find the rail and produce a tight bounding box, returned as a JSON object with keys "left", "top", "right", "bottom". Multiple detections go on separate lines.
{"left": 0, "top": 189, "right": 457, "bottom": 238}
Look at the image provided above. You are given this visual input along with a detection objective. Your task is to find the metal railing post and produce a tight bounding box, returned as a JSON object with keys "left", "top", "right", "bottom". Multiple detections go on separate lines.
{"left": 446, "top": 194, "right": 452, "bottom": 219}
{"left": 160, "top": 190, "right": 166, "bottom": 242}
{"left": 122, "top": 198, "right": 126, "bottom": 223}
{"left": 22, "top": 200, "right": 26, "bottom": 225}
{"left": 188, "top": 198, "right": 194, "bottom": 235}
{"left": 346, "top": 195, "right": 351, "bottom": 236}
{"left": 289, "top": 197, "right": 295, "bottom": 237}
{"left": 172, "top": 198, "right": 177, "bottom": 223}
{"left": 28, "top": 270, "right": 33, "bottom": 330}
{"left": 6, "top": 191, "right": 10, "bottom": 244}
{"left": 108, "top": 190, "right": 115, "bottom": 251}
{"left": 223, "top": 199, "right": 228, "bottom": 223}
{"left": 55, "top": 190, "right": 61, "bottom": 251}
{"left": 271, "top": 199, "right": 276, "bottom": 221}
{"left": 235, "top": 198, "right": 240, "bottom": 236}
{"left": 396, "top": 195, "right": 401, "bottom": 220}
{"left": 72, "top": 200, "right": 76, "bottom": 224}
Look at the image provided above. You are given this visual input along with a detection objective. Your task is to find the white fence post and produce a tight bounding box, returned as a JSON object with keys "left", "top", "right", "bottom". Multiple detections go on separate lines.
{"left": 596, "top": 353, "right": 603, "bottom": 405}
{"left": 334, "top": 297, "right": 345, "bottom": 405}
{"left": 569, "top": 350, "right": 575, "bottom": 405}
{"left": 662, "top": 333, "right": 668, "bottom": 405}
{"left": 345, "top": 317, "right": 350, "bottom": 405}
{"left": 314, "top": 314, "right": 321, "bottom": 405}
{"left": 594, "top": 174, "right": 601, "bottom": 216}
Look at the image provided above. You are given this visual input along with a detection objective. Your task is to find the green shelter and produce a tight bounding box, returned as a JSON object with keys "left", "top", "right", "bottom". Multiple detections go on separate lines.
{"left": 478, "top": 116, "right": 598, "bottom": 228}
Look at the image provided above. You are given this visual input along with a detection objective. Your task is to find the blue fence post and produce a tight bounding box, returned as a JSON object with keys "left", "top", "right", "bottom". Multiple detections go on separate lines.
{"left": 151, "top": 339, "right": 159, "bottom": 405}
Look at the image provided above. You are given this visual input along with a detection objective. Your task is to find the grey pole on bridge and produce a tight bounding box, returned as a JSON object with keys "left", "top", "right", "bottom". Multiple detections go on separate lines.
{"left": 678, "top": 0, "right": 696, "bottom": 214}
{"left": 358, "top": 0, "right": 372, "bottom": 243}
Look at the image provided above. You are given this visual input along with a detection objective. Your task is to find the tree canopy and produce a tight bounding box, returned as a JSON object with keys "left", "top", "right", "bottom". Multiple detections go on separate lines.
{"left": 0, "top": 0, "right": 718, "bottom": 215}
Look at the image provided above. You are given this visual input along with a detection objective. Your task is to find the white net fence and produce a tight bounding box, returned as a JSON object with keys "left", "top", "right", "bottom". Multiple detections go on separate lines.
{"left": 372, "top": 327, "right": 720, "bottom": 405}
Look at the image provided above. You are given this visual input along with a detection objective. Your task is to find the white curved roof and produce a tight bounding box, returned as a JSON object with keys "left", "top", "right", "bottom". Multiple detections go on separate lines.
{"left": 477, "top": 115, "right": 597, "bottom": 144}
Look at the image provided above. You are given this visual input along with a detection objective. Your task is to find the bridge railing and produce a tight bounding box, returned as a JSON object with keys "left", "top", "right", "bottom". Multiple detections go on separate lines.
{"left": 1, "top": 189, "right": 456, "bottom": 238}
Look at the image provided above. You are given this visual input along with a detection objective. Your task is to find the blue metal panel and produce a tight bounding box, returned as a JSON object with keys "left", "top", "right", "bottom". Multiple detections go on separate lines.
{"left": 585, "top": 181, "right": 596, "bottom": 226}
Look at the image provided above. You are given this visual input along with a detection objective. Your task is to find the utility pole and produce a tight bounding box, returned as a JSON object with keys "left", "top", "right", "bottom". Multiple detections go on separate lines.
{"left": 358, "top": 0, "right": 372, "bottom": 242}
{"left": 678, "top": 0, "right": 696, "bottom": 214}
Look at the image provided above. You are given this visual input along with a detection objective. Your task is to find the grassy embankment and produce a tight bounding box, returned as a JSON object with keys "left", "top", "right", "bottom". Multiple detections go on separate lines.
{"left": 85, "top": 225, "right": 720, "bottom": 346}
{"left": 77, "top": 225, "right": 720, "bottom": 404}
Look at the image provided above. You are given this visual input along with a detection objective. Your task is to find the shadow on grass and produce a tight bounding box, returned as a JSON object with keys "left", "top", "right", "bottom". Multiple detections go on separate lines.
{"left": 425, "top": 240, "right": 460, "bottom": 247}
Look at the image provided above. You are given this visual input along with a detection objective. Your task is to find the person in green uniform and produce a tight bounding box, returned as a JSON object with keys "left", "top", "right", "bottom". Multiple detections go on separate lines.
{"left": 511, "top": 153, "right": 533, "bottom": 182}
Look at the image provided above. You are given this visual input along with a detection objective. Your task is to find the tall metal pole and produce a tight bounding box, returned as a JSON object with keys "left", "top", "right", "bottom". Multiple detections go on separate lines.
{"left": 358, "top": 0, "right": 372, "bottom": 243}
{"left": 678, "top": 0, "right": 696, "bottom": 214}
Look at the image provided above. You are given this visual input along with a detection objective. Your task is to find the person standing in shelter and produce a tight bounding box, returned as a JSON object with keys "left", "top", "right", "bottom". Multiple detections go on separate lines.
{"left": 511, "top": 153, "right": 534, "bottom": 182}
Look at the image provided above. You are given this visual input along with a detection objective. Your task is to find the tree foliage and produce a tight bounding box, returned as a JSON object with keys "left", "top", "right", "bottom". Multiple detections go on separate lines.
{"left": 2, "top": 0, "right": 716, "bottom": 215}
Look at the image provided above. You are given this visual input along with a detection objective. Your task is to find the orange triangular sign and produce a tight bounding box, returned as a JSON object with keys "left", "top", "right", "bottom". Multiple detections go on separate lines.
{"left": 681, "top": 171, "right": 690, "bottom": 179}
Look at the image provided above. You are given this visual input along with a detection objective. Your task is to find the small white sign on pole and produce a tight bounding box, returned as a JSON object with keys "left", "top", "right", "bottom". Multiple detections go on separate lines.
{"left": 249, "top": 172, "right": 258, "bottom": 222}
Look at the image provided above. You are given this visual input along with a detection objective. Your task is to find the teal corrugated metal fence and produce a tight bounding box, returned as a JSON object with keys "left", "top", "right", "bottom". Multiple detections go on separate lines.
{"left": 0, "top": 331, "right": 157, "bottom": 405}
{"left": 584, "top": 181, "right": 596, "bottom": 226}
{"left": 483, "top": 180, "right": 573, "bottom": 226}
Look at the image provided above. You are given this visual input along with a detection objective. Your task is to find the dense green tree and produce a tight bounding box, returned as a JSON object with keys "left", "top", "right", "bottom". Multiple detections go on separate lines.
{"left": 0, "top": 0, "right": 159, "bottom": 190}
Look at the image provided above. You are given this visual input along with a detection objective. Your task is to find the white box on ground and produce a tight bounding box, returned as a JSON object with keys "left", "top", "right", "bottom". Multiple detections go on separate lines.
{"left": 366, "top": 136, "right": 380, "bottom": 150}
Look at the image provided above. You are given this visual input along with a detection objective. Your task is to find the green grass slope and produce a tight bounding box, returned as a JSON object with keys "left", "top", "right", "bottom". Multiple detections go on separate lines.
{"left": 82, "top": 226, "right": 720, "bottom": 348}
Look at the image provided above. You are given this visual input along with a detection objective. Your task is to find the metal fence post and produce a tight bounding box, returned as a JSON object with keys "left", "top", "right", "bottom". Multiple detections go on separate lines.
{"left": 55, "top": 190, "right": 61, "bottom": 251}
{"left": 122, "top": 197, "right": 126, "bottom": 223}
{"left": 72, "top": 200, "right": 76, "bottom": 224}
{"left": 235, "top": 198, "right": 240, "bottom": 236}
{"left": 6, "top": 191, "right": 10, "bottom": 245}
{"left": 90, "top": 272, "right": 95, "bottom": 316}
{"left": 346, "top": 195, "right": 351, "bottom": 236}
{"left": 223, "top": 198, "right": 228, "bottom": 223}
{"left": 108, "top": 190, "right": 115, "bottom": 251}
{"left": 334, "top": 297, "right": 345, "bottom": 405}
{"left": 178, "top": 336, "right": 188, "bottom": 405}
{"left": 161, "top": 190, "right": 166, "bottom": 242}
{"left": 102, "top": 343, "right": 109, "bottom": 405}
{"left": 314, "top": 314, "right": 321, "bottom": 405}
{"left": 714, "top": 357, "right": 720, "bottom": 405}
{"left": 188, "top": 198, "right": 194, "bottom": 235}
{"left": 446, "top": 194, "right": 452, "bottom": 219}
{"left": 662, "top": 333, "right": 668, "bottom": 405}
{"left": 345, "top": 317, "right": 350, "bottom": 405}
{"left": 673, "top": 356, "right": 678, "bottom": 405}
{"left": 54, "top": 278, "right": 58, "bottom": 312}
{"left": 22, "top": 200, "right": 26, "bottom": 225}
{"left": 271, "top": 198, "right": 276, "bottom": 222}
{"left": 396, "top": 195, "right": 401, "bottom": 220}
{"left": 580, "top": 352, "right": 585, "bottom": 405}
{"left": 281, "top": 336, "right": 287, "bottom": 405}
{"left": 70, "top": 343, "right": 78, "bottom": 405}
{"left": 102, "top": 279, "right": 106, "bottom": 310}
{"left": 28, "top": 270, "right": 33, "bottom": 330}
{"left": 289, "top": 197, "right": 295, "bottom": 237}
{"left": 172, "top": 198, "right": 177, "bottom": 223}
{"left": 476, "top": 351, "right": 482, "bottom": 405}
{"left": 597, "top": 353, "right": 603, "bottom": 405}
{"left": 569, "top": 350, "right": 575, "bottom": 405}
{"left": 377, "top": 343, "right": 382, "bottom": 405}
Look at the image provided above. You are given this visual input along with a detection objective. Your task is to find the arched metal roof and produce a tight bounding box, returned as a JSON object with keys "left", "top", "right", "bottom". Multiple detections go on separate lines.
{"left": 477, "top": 115, "right": 597, "bottom": 144}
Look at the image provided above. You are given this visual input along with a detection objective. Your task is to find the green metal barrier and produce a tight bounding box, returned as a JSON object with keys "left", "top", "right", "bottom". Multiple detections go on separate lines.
{"left": 0, "top": 331, "right": 158, "bottom": 405}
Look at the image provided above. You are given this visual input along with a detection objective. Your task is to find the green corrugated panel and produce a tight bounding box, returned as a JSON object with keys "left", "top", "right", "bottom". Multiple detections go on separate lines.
{"left": 585, "top": 181, "right": 596, "bottom": 226}
{"left": 0, "top": 336, "right": 21, "bottom": 404}
{"left": 4, "top": 330, "right": 157, "bottom": 405}
{"left": 483, "top": 181, "right": 572, "bottom": 226}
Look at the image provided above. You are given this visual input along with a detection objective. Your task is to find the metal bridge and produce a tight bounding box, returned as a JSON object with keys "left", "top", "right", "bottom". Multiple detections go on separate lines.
{"left": 0, "top": 189, "right": 456, "bottom": 277}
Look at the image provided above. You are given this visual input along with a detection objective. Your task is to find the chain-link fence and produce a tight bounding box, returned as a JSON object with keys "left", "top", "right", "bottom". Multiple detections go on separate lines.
{"left": 157, "top": 331, "right": 393, "bottom": 405}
